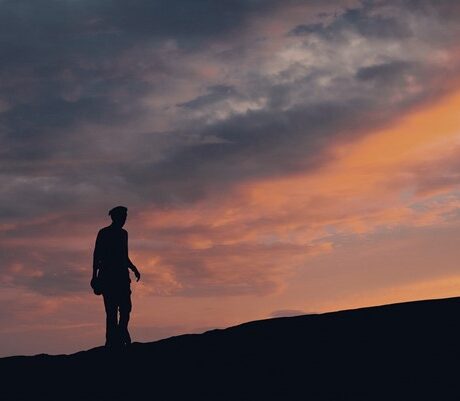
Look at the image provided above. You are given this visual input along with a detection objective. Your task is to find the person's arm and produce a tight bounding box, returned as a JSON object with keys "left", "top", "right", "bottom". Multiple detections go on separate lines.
{"left": 128, "top": 258, "right": 141, "bottom": 282}
{"left": 92, "top": 230, "right": 103, "bottom": 279}
{"left": 125, "top": 231, "right": 141, "bottom": 281}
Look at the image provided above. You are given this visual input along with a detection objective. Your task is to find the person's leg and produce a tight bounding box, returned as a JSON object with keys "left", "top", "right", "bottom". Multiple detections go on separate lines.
{"left": 103, "top": 293, "right": 118, "bottom": 347}
{"left": 118, "top": 289, "right": 132, "bottom": 346}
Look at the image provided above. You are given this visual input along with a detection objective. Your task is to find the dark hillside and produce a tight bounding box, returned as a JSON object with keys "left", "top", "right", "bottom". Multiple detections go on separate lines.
{"left": 2, "top": 297, "right": 460, "bottom": 400}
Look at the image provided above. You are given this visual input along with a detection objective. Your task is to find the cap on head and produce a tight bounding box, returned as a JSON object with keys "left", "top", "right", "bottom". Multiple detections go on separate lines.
{"left": 108, "top": 205, "right": 128, "bottom": 218}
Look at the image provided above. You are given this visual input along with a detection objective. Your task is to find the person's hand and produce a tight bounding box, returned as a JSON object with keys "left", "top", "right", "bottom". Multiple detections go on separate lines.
{"left": 134, "top": 268, "right": 141, "bottom": 282}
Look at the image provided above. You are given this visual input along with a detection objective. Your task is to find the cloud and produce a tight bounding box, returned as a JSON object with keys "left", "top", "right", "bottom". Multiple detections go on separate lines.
{"left": 0, "top": 246, "right": 90, "bottom": 296}
{"left": 355, "top": 61, "right": 414, "bottom": 83}
{"left": 3, "top": 1, "right": 460, "bottom": 357}
{"left": 290, "top": 6, "right": 412, "bottom": 40}
{"left": 177, "top": 85, "right": 237, "bottom": 110}
{"left": 2, "top": 0, "right": 460, "bottom": 300}
{"left": 269, "top": 309, "right": 306, "bottom": 318}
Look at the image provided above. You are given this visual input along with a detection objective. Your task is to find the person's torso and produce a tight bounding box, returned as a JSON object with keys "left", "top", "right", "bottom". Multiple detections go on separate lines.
{"left": 98, "top": 226, "right": 130, "bottom": 282}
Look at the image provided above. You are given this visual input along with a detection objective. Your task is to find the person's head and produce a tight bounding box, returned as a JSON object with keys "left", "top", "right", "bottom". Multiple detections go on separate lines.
{"left": 109, "top": 206, "right": 127, "bottom": 227}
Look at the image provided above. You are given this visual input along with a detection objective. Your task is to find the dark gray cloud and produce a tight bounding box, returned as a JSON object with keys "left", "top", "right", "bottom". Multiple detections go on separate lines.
{"left": 2, "top": 0, "right": 460, "bottom": 297}
{"left": 355, "top": 61, "right": 413, "bottom": 83}
{"left": 2, "top": 0, "right": 457, "bottom": 209}
{"left": 129, "top": 98, "right": 380, "bottom": 204}
{"left": 290, "top": 23, "right": 325, "bottom": 36}
{"left": 178, "top": 85, "right": 236, "bottom": 110}
{"left": 290, "top": 4, "right": 412, "bottom": 40}
{"left": 0, "top": 0, "right": 281, "bottom": 170}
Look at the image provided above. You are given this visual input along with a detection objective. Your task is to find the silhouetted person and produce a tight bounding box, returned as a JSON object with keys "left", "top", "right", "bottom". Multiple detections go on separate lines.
{"left": 92, "top": 206, "right": 141, "bottom": 348}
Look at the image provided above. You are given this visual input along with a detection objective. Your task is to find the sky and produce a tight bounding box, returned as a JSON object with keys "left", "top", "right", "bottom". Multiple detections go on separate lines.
{"left": 1, "top": 0, "right": 460, "bottom": 357}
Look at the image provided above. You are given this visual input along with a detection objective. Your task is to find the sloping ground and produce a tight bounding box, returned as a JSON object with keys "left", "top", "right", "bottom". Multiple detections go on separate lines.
{"left": 2, "top": 297, "right": 460, "bottom": 400}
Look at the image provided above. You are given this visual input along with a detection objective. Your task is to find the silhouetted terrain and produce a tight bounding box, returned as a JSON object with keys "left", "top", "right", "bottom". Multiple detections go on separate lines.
{"left": 2, "top": 297, "right": 460, "bottom": 400}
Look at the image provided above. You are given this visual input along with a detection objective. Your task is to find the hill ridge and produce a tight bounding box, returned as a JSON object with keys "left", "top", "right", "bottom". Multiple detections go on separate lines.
{"left": 2, "top": 295, "right": 460, "bottom": 400}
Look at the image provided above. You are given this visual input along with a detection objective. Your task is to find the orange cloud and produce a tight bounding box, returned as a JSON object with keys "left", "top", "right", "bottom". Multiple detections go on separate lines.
{"left": 125, "top": 87, "right": 460, "bottom": 303}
